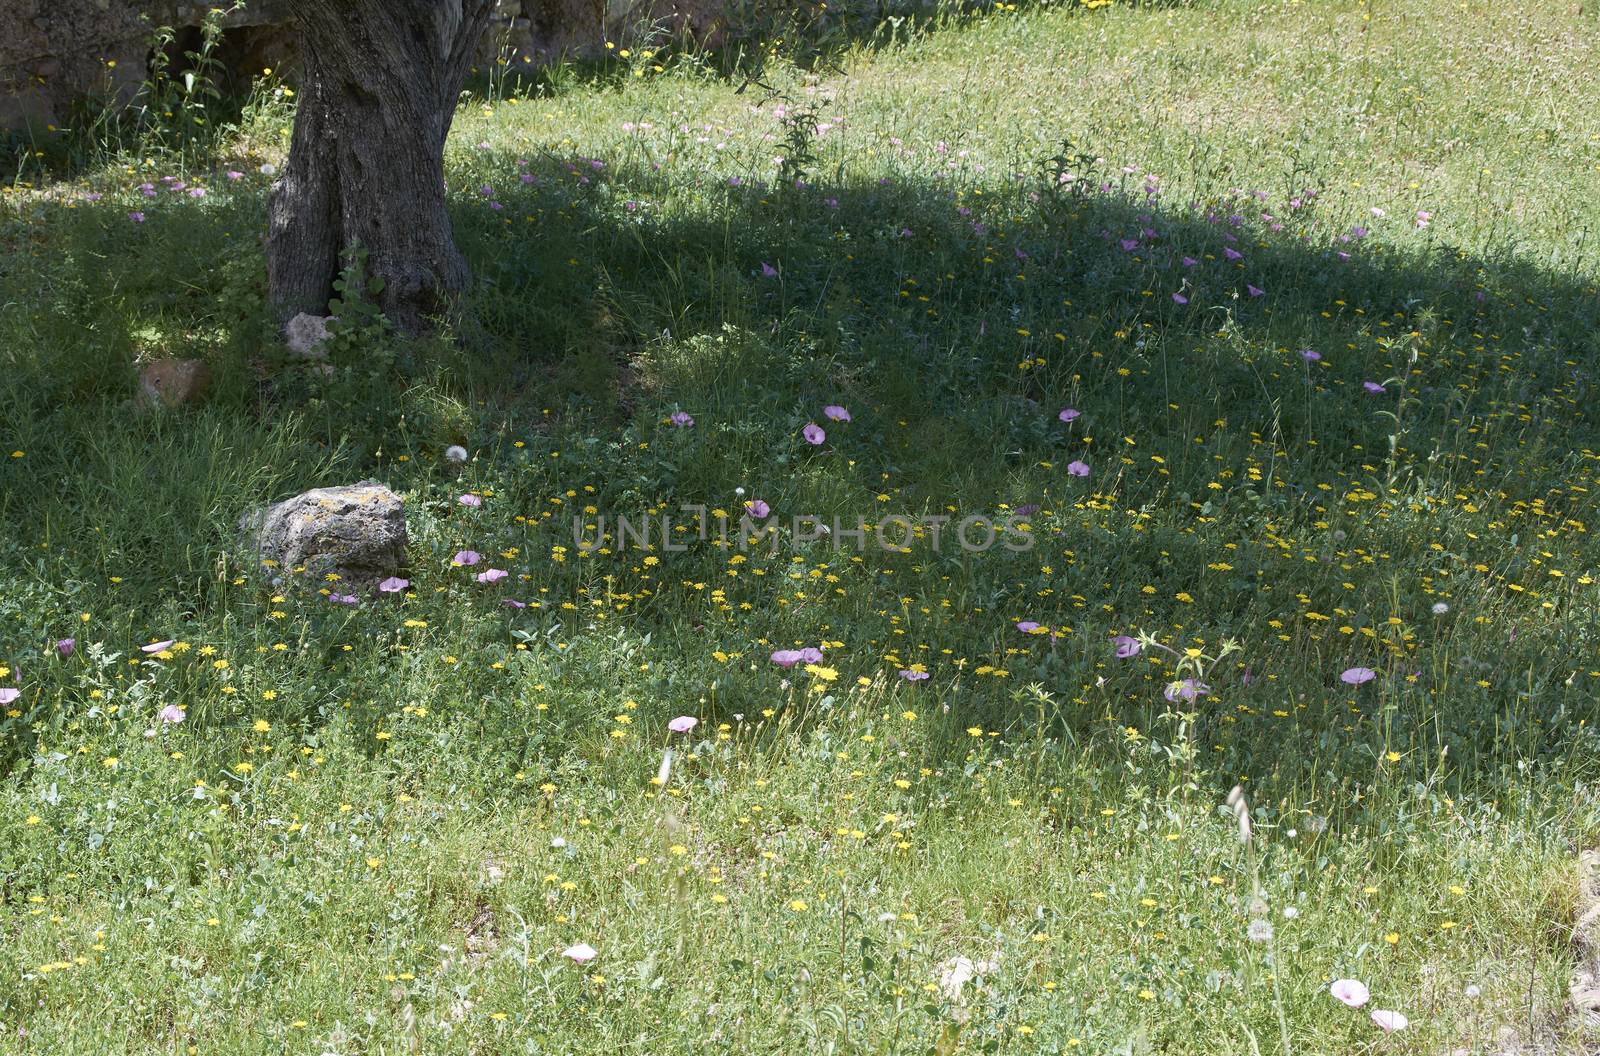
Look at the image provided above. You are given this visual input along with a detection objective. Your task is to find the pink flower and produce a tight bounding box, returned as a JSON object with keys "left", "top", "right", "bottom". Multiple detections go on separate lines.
{"left": 158, "top": 704, "right": 186, "bottom": 724}
{"left": 561, "top": 943, "right": 598, "bottom": 963}
{"left": 1330, "top": 979, "right": 1369, "bottom": 1008}
{"left": 1363, "top": 381, "right": 1386, "bottom": 394}
{"left": 802, "top": 423, "right": 826, "bottom": 445}
{"left": 1113, "top": 635, "right": 1141, "bottom": 659}
{"left": 668, "top": 716, "right": 698, "bottom": 733}
{"left": 141, "top": 639, "right": 175, "bottom": 654}
{"left": 1340, "top": 667, "right": 1377, "bottom": 685}
{"left": 452, "top": 551, "right": 481, "bottom": 566}
{"left": 1172, "top": 292, "right": 1188, "bottom": 305}
{"left": 0, "top": 688, "right": 19, "bottom": 705}
{"left": 54, "top": 638, "right": 76, "bottom": 658}
{"left": 670, "top": 411, "right": 694, "bottom": 427}
{"left": 1016, "top": 621, "right": 1040, "bottom": 633}
{"left": 772, "top": 647, "right": 822, "bottom": 668}
{"left": 378, "top": 577, "right": 410, "bottom": 593}
{"left": 1058, "top": 408, "right": 1080, "bottom": 422}
{"left": 898, "top": 669, "right": 929, "bottom": 681}
{"left": 1370, "top": 1009, "right": 1408, "bottom": 1032}
{"left": 501, "top": 598, "right": 527, "bottom": 609}
{"left": 1066, "top": 460, "right": 1090, "bottom": 477}
{"left": 1247, "top": 284, "right": 1264, "bottom": 297}
{"left": 761, "top": 262, "right": 778, "bottom": 278}
{"left": 458, "top": 494, "right": 482, "bottom": 507}
{"left": 128, "top": 211, "right": 145, "bottom": 223}
{"left": 476, "top": 568, "right": 509, "bottom": 584}
{"left": 744, "top": 499, "right": 771, "bottom": 519}
{"left": 823, "top": 405, "right": 852, "bottom": 422}
{"left": 1301, "top": 349, "right": 1321, "bottom": 362}
{"left": 1164, "top": 679, "right": 1209, "bottom": 703}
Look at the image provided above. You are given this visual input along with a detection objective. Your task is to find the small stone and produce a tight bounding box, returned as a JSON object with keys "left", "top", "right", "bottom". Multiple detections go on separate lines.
{"left": 284, "top": 312, "right": 332, "bottom": 360}
{"left": 136, "top": 358, "right": 211, "bottom": 410}
{"left": 240, "top": 481, "right": 407, "bottom": 585}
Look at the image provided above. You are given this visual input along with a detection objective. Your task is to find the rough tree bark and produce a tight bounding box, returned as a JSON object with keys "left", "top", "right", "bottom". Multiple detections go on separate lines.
{"left": 266, "top": 0, "right": 495, "bottom": 334}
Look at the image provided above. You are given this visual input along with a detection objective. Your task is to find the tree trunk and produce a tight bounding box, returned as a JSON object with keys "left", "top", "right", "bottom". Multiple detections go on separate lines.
{"left": 266, "top": 0, "right": 495, "bottom": 335}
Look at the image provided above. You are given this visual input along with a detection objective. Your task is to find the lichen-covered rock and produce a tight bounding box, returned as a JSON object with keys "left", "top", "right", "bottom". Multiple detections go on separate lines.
{"left": 284, "top": 312, "right": 332, "bottom": 360}
{"left": 240, "top": 481, "right": 406, "bottom": 584}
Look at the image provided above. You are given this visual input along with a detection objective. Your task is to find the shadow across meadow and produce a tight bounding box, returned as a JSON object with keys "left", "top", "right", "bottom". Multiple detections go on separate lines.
{"left": 2, "top": 138, "right": 1599, "bottom": 785}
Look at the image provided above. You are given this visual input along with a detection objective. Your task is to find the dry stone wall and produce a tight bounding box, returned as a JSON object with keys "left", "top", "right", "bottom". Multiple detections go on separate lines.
{"left": 2, "top": 0, "right": 904, "bottom": 132}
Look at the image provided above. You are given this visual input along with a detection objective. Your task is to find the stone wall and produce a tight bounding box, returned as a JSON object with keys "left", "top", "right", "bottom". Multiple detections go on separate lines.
{"left": 0, "top": 0, "right": 862, "bottom": 132}
{"left": 2, "top": 0, "right": 146, "bottom": 130}
{"left": 1, "top": 1, "right": 297, "bottom": 131}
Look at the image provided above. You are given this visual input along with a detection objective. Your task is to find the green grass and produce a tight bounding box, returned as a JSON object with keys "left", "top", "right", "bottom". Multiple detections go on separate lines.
{"left": 3, "top": 0, "right": 1600, "bottom": 1051}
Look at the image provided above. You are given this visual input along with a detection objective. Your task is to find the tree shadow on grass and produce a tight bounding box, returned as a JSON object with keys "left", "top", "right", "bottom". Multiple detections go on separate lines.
{"left": 3, "top": 141, "right": 1600, "bottom": 787}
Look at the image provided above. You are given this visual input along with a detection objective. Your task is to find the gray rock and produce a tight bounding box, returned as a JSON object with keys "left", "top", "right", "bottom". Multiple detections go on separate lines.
{"left": 284, "top": 312, "right": 332, "bottom": 360}
{"left": 240, "top": 481, "right": 407, "bottom": 584}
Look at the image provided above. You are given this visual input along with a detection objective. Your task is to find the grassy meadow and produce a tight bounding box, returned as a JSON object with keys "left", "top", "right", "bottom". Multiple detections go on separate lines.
{"left": 4, "top": 0, "right": 1600, "bottom": 1051}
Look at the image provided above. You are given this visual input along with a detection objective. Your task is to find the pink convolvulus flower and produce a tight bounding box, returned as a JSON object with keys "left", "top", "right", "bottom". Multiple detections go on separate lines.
{"left": 1371, "top": 1010, "right": 1409, "bottom": 1032}
{"left": 1330, "top": 979, "right": 1370, "bottom": 1008}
